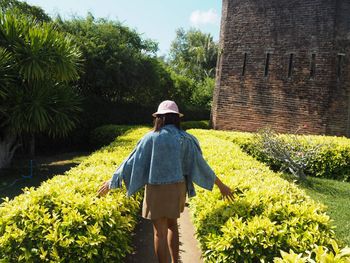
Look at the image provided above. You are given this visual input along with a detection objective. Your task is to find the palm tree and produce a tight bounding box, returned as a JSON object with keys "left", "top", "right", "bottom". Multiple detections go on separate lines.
{"left": 169, "top": 28, "right": 218, "bottom": 81}
{"left": 0, "top": 12, "right": 82, "bottom": 168}
{"left": 0, "top": 47, "right": 19, "bottom": 168}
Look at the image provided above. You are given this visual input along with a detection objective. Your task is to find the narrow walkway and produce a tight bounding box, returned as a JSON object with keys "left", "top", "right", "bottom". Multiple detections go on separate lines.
{"left": 125, "top": 206, "right": 203, "bottom": 263}
{"left": 178, "top": 207, "right": 203, "bottom": 263}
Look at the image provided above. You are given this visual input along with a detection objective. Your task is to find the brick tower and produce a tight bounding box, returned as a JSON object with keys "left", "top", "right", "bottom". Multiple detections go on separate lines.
{"left": 211, "top": 0, "right": 350, "bottom": 136}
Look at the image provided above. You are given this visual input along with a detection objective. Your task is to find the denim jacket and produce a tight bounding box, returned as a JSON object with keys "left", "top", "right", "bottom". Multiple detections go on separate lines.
{"left": 109, "top": 124, "right": 216, "bottom": 197}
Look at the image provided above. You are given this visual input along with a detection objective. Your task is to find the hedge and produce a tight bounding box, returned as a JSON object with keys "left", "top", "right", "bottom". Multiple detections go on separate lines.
{"left": 0, "top": 127, "right": 151, "bottom": 262}
{"left": 89, "top": 121, "right": 210, "bottom": 149}
{"left": 275, "top": 242, "right": 350, "bottom": 262}
{"left": 89, "top": 124, "right": 142, "bottom": 149}
{"left": 2, "top": 125, "right": 347, "bottom": 262}
{"left": 181, "top": 120, "right": 210, "bottom": 130}
{"left": 187, "top": 129, "right": 338, "bottom": 262}
{"left": 36, "top": 97, "right": 210, "bottom": 153}
{"left": 210, "top": 130, "right": 350, "bottom": 182}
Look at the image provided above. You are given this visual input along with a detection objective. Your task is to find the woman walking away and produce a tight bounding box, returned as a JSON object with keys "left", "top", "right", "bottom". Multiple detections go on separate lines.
{"left": 98, "top": 100, "right": 233, "bottom": 263}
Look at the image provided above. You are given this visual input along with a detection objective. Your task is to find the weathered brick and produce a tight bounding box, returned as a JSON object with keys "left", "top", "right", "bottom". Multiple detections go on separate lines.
{"left": 211, "top": 0, "right": 350, "bottom": 136}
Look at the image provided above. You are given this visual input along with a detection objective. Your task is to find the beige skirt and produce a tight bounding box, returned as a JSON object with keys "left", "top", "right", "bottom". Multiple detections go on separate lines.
{"left": 142, "top": 181, "right": 187, "bottom": 220}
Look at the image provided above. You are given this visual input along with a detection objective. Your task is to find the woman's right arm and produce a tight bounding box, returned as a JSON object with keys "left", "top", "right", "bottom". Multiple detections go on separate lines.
{"left": 97, "top": 147, "right": 137, "bottom": 197}
{"left": 97, "top": 133, "right": 150, "bottom": 197}
{"left": 97, "top": 142, "right": 138, "bottom": 197}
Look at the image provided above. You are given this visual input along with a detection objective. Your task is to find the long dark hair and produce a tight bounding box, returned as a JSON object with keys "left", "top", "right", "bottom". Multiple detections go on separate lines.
{"left": 153, "top": 113, "right": 181, "bottom": 132}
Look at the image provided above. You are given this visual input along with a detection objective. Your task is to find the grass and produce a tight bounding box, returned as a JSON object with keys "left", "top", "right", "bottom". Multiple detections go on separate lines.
{"left": 282, "top": 174, "right": 350, "bottom": 247}
{"left": 0, "top": 152, "right": 90, "bottom": 202}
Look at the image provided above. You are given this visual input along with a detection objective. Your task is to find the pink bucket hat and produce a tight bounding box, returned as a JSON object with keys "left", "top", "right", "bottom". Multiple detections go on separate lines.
{"left": 152, "top": 100, "right": 184, "bottom": 117}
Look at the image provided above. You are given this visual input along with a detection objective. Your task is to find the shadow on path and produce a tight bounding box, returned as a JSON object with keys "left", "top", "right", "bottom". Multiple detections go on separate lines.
{"left": 0, "top": 152, "right": 89, "bottom": 202}
{"left": 125, "top": 217, "right": 158, "bottom": 263}
{"left": 125, "top": 206, "right": 203, "bottom": 263}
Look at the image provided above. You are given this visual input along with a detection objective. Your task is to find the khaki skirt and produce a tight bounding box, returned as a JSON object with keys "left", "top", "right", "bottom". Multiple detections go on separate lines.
{"left": 142, "top": 181, "right": 187, "bottom": 220}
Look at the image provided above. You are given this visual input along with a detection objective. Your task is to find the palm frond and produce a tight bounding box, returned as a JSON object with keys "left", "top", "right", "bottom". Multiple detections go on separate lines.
{"left": 0, "top": 47, "right": 15, "bottom": 98}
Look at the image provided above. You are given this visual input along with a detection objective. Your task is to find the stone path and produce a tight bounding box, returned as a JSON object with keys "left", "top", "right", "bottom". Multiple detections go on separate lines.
{"left": 125, "top": 206, "right": 203, "bottom": 263}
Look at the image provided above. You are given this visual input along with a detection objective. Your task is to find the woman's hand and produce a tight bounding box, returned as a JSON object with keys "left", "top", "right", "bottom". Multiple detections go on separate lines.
{"left": 98, "top": 181, "right": 111, "bottom": 197}
{"left": 215, "top": 176, "right": 234, "bottom": 201}
{"left": 218, "top": 183, "right": 234, "bottom": 201}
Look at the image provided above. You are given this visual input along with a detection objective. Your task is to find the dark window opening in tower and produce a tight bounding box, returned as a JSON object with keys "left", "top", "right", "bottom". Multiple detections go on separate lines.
{"left": 264, "top": 53, "right": 270, "bottom": 77}
{"left": 337, "top": 54, "right": 345, "bottom": 79}
{"left": 288, "top": 53, "right": 294, "bottom": 78}
{"left": 242, "top": 53, "right": 247, "bottom": 76}
{"left": 310, "top": 53, "right": 316, "bottom": 78}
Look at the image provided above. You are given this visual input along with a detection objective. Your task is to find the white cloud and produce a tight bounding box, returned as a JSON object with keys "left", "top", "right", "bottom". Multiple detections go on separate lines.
{"left": 190, "top": 9, "right": 219, "bottom": 26}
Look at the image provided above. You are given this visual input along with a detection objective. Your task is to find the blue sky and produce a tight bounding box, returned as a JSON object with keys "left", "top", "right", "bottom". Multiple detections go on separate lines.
{"left": 24, "top": 0, "right": 222, "bottom": 56}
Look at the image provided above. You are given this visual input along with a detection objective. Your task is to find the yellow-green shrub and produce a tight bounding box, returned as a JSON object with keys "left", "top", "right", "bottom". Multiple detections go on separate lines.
{"left": 89, "top": 124, "right": 141, "bottom": 149}
{"left": 188, "top": 129, "right": 338, "bottom": 262}
{"left": 212, "top": 130, "right": 350, "bottom": 181}
{"left": 89, "top": 121, "right": 209, "bottom": 149}
{"left": 274, "top": 242, "right": 350, "bottom": 263}
{"left": 181, "top": 120, "right": 209, "bottom": 130}
{"left": 0, "top": 127, "right": 151, "bottom": 262}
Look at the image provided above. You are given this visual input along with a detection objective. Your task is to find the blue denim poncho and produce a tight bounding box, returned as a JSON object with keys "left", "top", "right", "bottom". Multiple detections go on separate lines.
{"left": 109, "top": 124, "right": 216, "bottom": 197}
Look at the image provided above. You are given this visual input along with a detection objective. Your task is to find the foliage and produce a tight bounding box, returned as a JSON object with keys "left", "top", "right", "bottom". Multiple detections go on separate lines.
{"left": 0, "top": 127, "right": 149, "bottom": 261}
{"left": 0, "top": 47, "right": 14, "bottom": 100}
{"left": 254, "top": 128, "right": 324, "bottom": 180}
{"left": 187, "top": 129, "right": 338, "bottom": 262}
{"left": 55, "top": 14, "right": 172, "bottom": 106}
{"left": 89, "top": 121, "right": 209, "bottom": 149}
{"left": 1, "top": 125, "right": 347, "bottom": 261}
{"left": 212, "top": 130, "right": 350, "bottom": 182}
{"left": 4, "top": 82, "right": 82, "bottom": 137}
{"left": 0, "top": 12, "right": 82, "bottom": 163}
{"left": 32, "top": 17, "right": 213, "bottom": 153}
{"left": 274, "top": 242, "right": 350, "bottom": 263}
{"left": 89, "top": 124, "right": 143, "bottom": 149}
{"left": 181, "top": 120, "right": 210, "bottom": 130}
{"left": 166, "top": 68, "right": 196, "bottom": 108}
{"left": 0, "top": 13, "right": 80, "bottom": 134}
{"left": 167, "top": 28, "right": 218, "bottom": 110}
{"left": 0, "top": 0, "right": 50, "bottom": 22}
{"left": 191, "top": 77, "right": 215, "bottom": 109}
{"left": 169, "top": 28, "right": 218, "bottom": 81}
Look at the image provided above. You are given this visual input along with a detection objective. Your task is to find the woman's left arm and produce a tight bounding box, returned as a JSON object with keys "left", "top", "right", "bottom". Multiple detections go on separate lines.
{"left": 214, "top": 176, "right": 234, "bottom": 201}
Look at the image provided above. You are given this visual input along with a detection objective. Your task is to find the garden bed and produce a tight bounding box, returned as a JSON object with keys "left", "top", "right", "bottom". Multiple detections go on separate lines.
{"left": 187, "top": 129, "right": 344, "bottom": 262}
{"left": 0, "top": 128, "right": 148, "bottom": 261}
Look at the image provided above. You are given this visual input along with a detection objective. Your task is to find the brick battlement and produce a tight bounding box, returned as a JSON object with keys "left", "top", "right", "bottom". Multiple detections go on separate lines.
{"left": 211, "top": 0, "right": 350, "bottom": 136}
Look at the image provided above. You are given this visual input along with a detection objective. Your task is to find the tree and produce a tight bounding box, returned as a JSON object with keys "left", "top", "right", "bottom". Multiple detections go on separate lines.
{"left": 55, "top": 14, "right": 164, "bottom": 105}
{"left": 0, "top": 0, "right": 50, "bottom": 22}
{"left": 168, "top": 28, "right": 218, "bottom": 110}
{"left": 169, "top": 28, "right": 218, "bottom": 81}
{"left": 0, "top": 12, "right": 82, "bottom": 168}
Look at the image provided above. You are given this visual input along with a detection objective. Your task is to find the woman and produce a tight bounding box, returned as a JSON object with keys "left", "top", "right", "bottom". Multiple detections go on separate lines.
{"left": 98, "top": 100, "right": 233, "bottom": 263}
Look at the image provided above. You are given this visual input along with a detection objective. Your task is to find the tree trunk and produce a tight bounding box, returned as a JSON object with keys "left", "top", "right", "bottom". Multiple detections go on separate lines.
{"left": 29, "top": 134, "right": 35, "bottom": 157}
{"left": 0, "top": 132, "right": 20, "bottom": 169}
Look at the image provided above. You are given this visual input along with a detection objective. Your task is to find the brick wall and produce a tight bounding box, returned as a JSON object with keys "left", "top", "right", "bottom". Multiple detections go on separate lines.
{"left": 212, "top": 0, "right": 350, "bottom": 136}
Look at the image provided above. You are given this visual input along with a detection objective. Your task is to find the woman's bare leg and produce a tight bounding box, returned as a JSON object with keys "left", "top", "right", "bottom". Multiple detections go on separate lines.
{"left": 167, "top": 218, "right": 179, "bottom": 263}
{"left": 152, "top": 217, "right": 169, "bottom": 263}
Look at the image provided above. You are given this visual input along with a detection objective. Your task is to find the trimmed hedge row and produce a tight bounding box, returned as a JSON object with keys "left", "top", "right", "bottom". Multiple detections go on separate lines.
{"left": 89, "top": 121, "right": 209, "bottom": 149}
{"left": 89, "top": 124, "right": 142, "bottom": 149}
{"left": 0, "top": 127, "right": 150, "bottom": 262}
{"left": 187, "top": 129, "right": 338, "bottom": 262}
{"left": 181, "top": 120, "right": 210, "bottom": 130}
{"left": 275, "top": 242, "right": 350, "bottom": 262}
{"left": 2, "top": 125, "right": 347, "bottom": 262}
{"left": 210, "top": 130, "right": 350, "bottom": 181}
